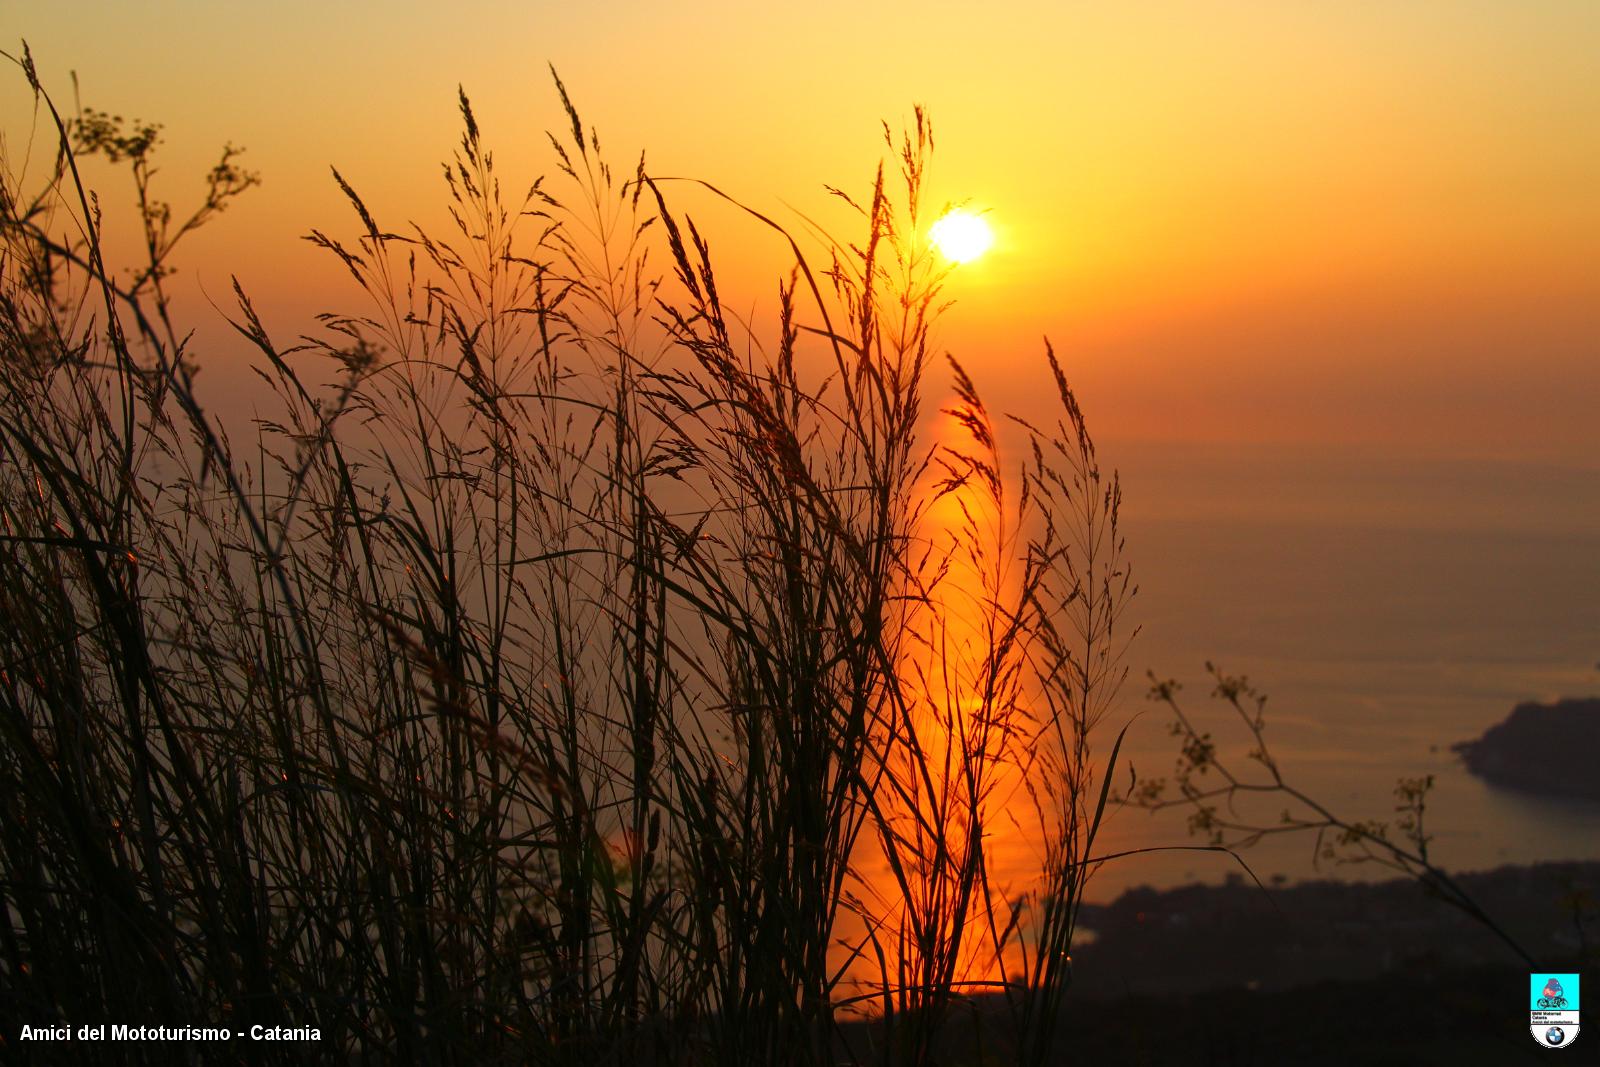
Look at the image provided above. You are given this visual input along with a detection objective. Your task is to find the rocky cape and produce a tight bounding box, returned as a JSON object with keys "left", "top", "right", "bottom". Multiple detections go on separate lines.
{"left": 1453, "top": 696, "right": 1600, "bottom": 800}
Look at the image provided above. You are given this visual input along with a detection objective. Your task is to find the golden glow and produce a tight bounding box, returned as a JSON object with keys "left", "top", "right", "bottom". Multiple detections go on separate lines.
{"left": 8, "top": 3, "right": 1594, "bottom": 451}
{"left": 929, "top": 210, "right": 994, "bottom": 264}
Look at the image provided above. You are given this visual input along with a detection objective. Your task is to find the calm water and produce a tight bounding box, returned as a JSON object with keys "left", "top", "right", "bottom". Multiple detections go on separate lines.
{"left": 1080, "top": 442, "right": 1600, "bottom": 900}
{"left": 838, "top": 440, "right": 1600, "bottom": 990}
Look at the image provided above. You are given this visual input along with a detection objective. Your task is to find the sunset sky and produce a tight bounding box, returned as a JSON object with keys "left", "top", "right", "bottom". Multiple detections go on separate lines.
{"left": 7, "top": 1, "right": 1597, "bottom": 462}
{"left": 7, "top": 7, "right": 1600, "bottom": 1040}
{"left": 6, "top": 0, "right": 1600, "bottom": 925}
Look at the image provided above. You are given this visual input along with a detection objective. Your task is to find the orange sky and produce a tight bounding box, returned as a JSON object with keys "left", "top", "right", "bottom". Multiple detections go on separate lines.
{"left": 7, "top": 1, "right": 1597, "bottom": 462}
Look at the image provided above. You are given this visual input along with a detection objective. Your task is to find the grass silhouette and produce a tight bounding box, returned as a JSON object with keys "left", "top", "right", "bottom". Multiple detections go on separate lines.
{"left": 0, "top": 47, "right": 1138, "bottom": 1064}
{"left": 0, "top": 43, "right": 1533, "bottom": 1067}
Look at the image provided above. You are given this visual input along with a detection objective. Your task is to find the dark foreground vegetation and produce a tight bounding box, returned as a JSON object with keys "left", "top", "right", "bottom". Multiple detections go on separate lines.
{"left": 841, "top": 963, "right": 1577, "bottom": 1065}
{"left": 837, "top": 861, "right": 1600, "bottom": 1064}
{"left": 0, "top": 45, "right": 1572, "bottom": 1065}
{"left": 1034, "top": 963, "right": 1574, "bottom": 1066}
{"left": 0, "top": 46, "right": 1138, "bottom": 1065}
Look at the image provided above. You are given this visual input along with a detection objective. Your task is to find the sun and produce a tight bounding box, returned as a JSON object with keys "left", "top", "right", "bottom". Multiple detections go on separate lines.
{"left": 929, "top": 210, "right": 994, "bottom": 264}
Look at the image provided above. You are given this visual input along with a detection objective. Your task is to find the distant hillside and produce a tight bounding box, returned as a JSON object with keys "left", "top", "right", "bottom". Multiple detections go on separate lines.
{"left": 1454, "top": 697, "right": 1600, "bottom": 799}
{"left": 849, "top": 862, "right": 1600, "bottom": 1065}
{"left": 1072, "top": 860, "right": 1600, "bottom": 997}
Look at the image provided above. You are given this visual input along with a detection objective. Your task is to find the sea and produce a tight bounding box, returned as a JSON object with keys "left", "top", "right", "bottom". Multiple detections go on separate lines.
{"left": 1079, "top": 440, "right": 1600, "bottom": 901}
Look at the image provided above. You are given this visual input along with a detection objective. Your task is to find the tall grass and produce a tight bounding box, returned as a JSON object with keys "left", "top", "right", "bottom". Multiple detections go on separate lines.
{"left": 0, "top": 46, "right": 1136, "bottom": 1065}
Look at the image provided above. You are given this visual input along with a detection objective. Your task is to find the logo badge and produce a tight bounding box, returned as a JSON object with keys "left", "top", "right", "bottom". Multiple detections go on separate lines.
{"left": 1531, "top": 973, "right": 1580, "bottom": 1049}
